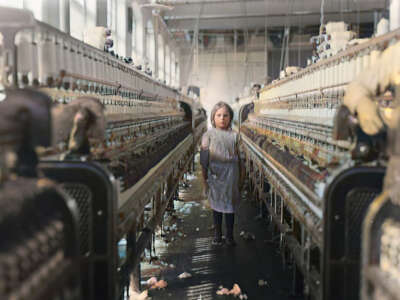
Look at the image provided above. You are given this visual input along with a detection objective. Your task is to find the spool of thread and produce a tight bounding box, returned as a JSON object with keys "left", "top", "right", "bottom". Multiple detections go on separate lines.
{"left": 62, "top": 42, "right": 73, "bottom": 89}
{"left": 329, "top": 31, "right": 356, "bottom": 41}
{"left": 363, "top": 52, "right": 370, "bottom": 72}
{"left": 370, "top": 49, "right": 381, "bottom": 66}
{"left": 325, "top": 22, "right": 348, "bottom": 34}
{"left": 377, "top": 18, "right": 389, "bottom": 36}
{"left": 70, "top": 44, "right": 79, "bottom": 77}
{"left": 38, "top": 38, "right": 57, "bottom": 86}
{"left": 356, "top": 54, "right": 363, "bottom": 77}
{"left": 17, "top": 35, "right": 34, "bottom": 84}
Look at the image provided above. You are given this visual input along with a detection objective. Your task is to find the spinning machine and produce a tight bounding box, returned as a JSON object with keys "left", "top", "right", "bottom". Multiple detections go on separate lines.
{"left": 0, "top": 6, "right": 206, "bottom": 300}
{"left": 236, "top": 26, "right": 400, "bottom": 300}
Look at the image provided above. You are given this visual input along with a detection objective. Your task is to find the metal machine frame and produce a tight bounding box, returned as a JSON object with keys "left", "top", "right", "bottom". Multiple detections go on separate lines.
{"left": 40, "top": 161, "right": 118, "bottom": 300}
{"left": 323, "top": 167, "right": 385, "bottom": 300}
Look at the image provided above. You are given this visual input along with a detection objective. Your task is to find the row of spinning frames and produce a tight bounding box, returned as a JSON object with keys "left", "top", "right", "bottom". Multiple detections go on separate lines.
{"left": 235, "top": 26, "right": 400, "bottom": 300}
{"left": 0, "top": 6, "right": 207, "bottom": 300}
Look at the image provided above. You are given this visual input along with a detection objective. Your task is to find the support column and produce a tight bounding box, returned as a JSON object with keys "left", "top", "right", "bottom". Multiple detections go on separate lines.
{"left": 96, "top": 0, "right": 107, "bottom": 27}
{"left": 154, "top": 13, "right": 159, "bottom": 80}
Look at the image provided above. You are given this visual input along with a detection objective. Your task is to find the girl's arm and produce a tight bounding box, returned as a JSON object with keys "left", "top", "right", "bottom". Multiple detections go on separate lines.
{"left": 201, "top": 165, "right": 208, "bottom": 188}
{"left": 237, "top": 135, "right": 245, "bottom": 191}
{"left": 200, "top": 133, "right": 210, "bottom": 193}
{"left": 200, "top": 149, "right": 209, "bottom": 189}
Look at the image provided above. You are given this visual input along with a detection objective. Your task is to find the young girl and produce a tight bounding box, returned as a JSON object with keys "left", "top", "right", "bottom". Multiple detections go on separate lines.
{"left": 200, "top": 101, "right": 242, "bottom": 246}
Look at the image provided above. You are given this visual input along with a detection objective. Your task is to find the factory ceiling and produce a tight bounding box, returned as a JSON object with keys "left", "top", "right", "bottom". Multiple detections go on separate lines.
{"left": 160, "top": 0, "right": 387, "bottom": 30}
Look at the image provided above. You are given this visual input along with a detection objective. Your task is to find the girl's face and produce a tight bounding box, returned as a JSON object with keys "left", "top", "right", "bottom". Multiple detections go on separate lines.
{"left": 214, "top": 106, "right": 231, "bottom": 130}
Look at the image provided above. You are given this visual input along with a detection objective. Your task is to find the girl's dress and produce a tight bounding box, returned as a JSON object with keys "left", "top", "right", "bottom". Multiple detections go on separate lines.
{"left": 201, "top": 128, "right": 240, "bottom": 213}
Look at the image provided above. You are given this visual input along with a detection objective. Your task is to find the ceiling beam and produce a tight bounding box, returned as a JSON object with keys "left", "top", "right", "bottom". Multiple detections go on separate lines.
{"left": 164, "top": 8, "right": 385, "bottom": 21}
{"left": 161, "top": 0, "right": 265, "bottom": 5}
{"left": 164, "top": 9, "right": 384, "bottom": 30}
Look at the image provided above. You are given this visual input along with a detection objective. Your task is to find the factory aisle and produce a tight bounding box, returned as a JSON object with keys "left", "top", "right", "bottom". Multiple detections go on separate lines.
{"left": 140, "top": 163, "right": 300, "bottom": 300}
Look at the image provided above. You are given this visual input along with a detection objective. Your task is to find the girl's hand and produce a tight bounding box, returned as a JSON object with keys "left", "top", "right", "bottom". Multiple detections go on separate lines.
{"left": 202, "top": 180, "right": 209, "bottom": 198}
{"left": 239, "top": 180, "right": 244, "bottom": 193}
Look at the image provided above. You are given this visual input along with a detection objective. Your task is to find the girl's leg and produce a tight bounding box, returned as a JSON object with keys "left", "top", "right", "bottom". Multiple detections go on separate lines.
{"left": 225, "top": 213, "right": 236, "bottom": 246}
{"left": 213, "top": 210, "right": 223, "bottom": 244}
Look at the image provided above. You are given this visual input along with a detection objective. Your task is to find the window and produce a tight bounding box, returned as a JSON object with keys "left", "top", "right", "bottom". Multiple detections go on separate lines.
{"left": 107, "top": 0, "right": 113, "bottom": 29}
{"left": 131, "top": 5, "right": 143, "bottom": 64}
{"left": 106, "top": 0, "right": 127, "bottom": 57}
{"left": 116, "top": 0, "right": 126, "bottom": 56}
{"left": 70, "top": 0, "right": 85, "bottom": 40}
{"left": 86, "top": 0, "right": 96, "bottom": 28}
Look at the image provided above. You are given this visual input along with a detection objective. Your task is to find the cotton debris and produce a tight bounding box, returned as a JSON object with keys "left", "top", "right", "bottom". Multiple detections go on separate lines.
{"left": 216, "top": 283, "right": 245, "bottom": 298}
{"left": 146, "top": 277, "right": 157, "bottom": 286}
{"left": 258, "top": 279, "right": 269, "bottom": 287}
{"left": 149, "top": 279, "right": 168, "bottom": 289}
{"left": 146, "top": 277, "right": 168, "bottom": 289}
{"left": 178, "top": 272, "right": 192, "bottom": 279}
{"left": 240, "top": 231, "right": 255, "bottom": 241}
{"left": 216, "top": 288, "right": 230, "bottom": 295}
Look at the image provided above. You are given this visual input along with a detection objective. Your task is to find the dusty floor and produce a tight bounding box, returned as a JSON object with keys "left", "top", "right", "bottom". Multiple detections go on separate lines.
{"left": 139, "top": 165, "right": 301, "bottom": 300}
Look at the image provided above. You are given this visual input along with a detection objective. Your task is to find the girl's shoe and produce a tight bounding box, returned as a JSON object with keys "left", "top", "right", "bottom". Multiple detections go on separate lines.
{"left": 212, "top": 238, "right": 223, "bottom": 246}
{"left": 226, "top": 238, "right": 236, "bottom": 247}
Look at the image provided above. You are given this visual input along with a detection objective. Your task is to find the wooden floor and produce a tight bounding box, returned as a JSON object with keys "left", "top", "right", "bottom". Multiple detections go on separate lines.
{"left": 140, "top": 164, "right": 301, "bottom": 300}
